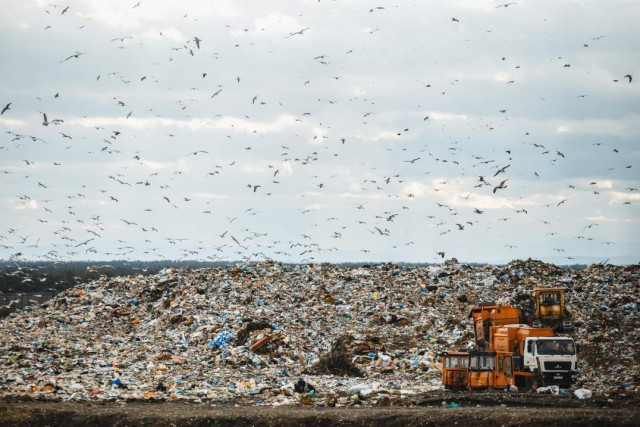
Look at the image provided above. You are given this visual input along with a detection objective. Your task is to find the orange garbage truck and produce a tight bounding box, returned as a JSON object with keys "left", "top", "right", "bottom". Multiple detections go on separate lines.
{"left": 469, "top": 304, "right": 521, "bottom": 349}
{"left": 442, "top": 304, "right": 577, "bottom": 390}
{"left": 492, "top": 324, "right": 577, "bottom": 389}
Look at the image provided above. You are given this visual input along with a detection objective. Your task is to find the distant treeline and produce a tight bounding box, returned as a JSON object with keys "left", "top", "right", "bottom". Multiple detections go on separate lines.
{"left": 0, "top": 259, "right": 589, "bottom": 294}
{"left": 0, "top": 260, "right": 232, "bottom": 293}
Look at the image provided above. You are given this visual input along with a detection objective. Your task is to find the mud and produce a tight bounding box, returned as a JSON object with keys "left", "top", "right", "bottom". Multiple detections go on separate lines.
{"left": 2, "top": 392, "right": 639, "bottom": 427}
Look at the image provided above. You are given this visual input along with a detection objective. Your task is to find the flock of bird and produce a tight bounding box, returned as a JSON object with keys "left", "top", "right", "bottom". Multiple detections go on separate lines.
{"left": 0, "top": 1, "right": 637, "bottom": 265}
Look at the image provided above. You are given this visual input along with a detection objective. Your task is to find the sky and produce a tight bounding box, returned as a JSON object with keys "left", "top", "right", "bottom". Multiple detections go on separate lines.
{"left": 0, "top": 0, "right": 639, "bottom": 265}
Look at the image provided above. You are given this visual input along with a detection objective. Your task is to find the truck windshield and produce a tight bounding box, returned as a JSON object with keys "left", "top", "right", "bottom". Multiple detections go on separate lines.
{"left": 470, "top": 355, "right": 495, "bottom": 370}
{"left": 445, "top": 356, "right": 469, "bottom": 369}
{"left": 536, "top": 339, "right": 575, "bottom": 355}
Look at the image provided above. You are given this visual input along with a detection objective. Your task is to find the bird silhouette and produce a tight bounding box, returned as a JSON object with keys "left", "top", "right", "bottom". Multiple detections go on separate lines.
{"left": 493, "top": 179, "right": 508, "bottom": 193}
{"left": 493, "top": 164, "right": 510, "bottom": 176}
{"left": 61, "top": 51, "right": 86, "bottom": 62}
{"left": 41, "top": 113, "right": 63, "bottom": 126}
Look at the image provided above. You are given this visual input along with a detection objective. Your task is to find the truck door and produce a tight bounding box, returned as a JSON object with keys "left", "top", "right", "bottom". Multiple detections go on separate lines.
{"left": 495, "top": 355, "right": 513, "bottom": 388}
{"left": 505, "top": 355, "right": 513, "bottom": 385}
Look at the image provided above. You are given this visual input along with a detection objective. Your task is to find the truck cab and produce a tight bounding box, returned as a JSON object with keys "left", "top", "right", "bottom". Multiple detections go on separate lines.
{"left": 441, "top": 351, "right": 469, "bottom": 389}
{"left": 521, "top": 337, "right": 577, "bottom": 388}
{"left": 442, "top": 350, "right": 514, "bottom": 390}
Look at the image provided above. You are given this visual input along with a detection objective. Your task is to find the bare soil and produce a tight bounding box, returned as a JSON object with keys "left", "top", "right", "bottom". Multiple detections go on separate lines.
{"left": 2, "top": 393, "right": 639, "bottom": 427}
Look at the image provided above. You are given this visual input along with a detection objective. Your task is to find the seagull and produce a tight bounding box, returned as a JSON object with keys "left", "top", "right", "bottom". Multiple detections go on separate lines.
{"left": 493, "top": 164, "right": 510, "bottom": 176}
{"left": 495, "top": 2, "right": 517, "bottom": 8}
{"left": 194, "top": 37, "right": 201, "bottom": 49}
{"left": 493, "top": 179, "right": 508, "bottom": 193}
{"left": 1, "top": 103, "right": 10, "bottom": 115}
{"left": 624, "top": 74, "right": 632, "bottom": 83}
{"left": 42, "top": 113, "right": 63, "bottom": 126}
{"left": 286, "top": 27, "right": 309, "bottom": 38}
{"left": 61, "top": 51, "right": 86, "bottom": 62}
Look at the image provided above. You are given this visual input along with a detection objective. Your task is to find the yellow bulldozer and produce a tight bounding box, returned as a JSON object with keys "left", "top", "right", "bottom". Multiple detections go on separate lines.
{"left": 531, "top": 288, "right": 573, "bottom": 332}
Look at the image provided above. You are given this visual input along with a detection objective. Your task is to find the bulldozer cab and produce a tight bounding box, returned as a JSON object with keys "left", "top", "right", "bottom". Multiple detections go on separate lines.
{"left": 442, "top": 351, "right": 469, "bottom": 389}
{"left": 533, "top": 288, "right": 573, "bottom": 332}
{"left": 534, "top": 288, "right": 564, "bottom": 318}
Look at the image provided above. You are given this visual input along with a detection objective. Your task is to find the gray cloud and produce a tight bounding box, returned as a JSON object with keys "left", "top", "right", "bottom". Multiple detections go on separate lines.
{"left": 0, "top": 0, "right": 638, "bottom": 265}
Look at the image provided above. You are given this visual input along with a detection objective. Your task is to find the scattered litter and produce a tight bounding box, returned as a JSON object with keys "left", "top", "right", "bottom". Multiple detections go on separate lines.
{"left": 574, "top": 389, "right": 593, "bottom": 400}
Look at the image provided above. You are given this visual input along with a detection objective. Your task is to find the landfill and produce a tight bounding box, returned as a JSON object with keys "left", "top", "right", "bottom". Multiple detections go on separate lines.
{"left": 0, "top": 259, "right": 638, "bottom": 406}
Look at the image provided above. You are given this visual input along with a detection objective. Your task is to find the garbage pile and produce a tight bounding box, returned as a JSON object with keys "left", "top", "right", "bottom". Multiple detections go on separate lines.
{"left": 0, "top": 259, "right": 637, "bottom": 405}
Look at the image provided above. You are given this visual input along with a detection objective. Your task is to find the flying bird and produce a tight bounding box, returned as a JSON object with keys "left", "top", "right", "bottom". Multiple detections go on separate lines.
{"left": 493, "top": 179, "right": 508, "bottom": 193}
{"left": 61, "top": 51, "right": 86, "bottom": 62}
{"left": 286, "top": 27, "right": 309, "bottom": 38}
{"left": 624, "top": 74, "right": 632, "bottom": 83}
{"left": 1, "top": 103, "right": 10, "bottom": 115}
{"left": 493, "top": 164, "right": 510, "bottom": 176}
{"left": 41, "top": 113, "right": 63, "bottom": 126}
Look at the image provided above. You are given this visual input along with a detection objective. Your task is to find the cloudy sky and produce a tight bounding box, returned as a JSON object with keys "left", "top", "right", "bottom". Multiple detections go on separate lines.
{"left": 1, "top": 0, "right": 638, "bottom": 265}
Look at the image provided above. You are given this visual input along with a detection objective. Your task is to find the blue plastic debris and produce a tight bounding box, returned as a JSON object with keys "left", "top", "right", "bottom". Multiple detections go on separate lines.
{"left": 208, "top": 331, "right": 235, "bottom": 349}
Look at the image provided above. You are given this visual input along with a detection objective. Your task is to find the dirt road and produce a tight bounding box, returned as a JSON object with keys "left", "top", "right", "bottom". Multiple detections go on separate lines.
{"left": 2, "top": 397, "right": 639, "bottom": 427}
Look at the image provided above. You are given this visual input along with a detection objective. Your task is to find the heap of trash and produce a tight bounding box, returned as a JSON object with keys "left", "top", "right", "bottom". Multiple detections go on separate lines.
{"left": 0, "top": 259, "right": 638, "bottom": 406}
